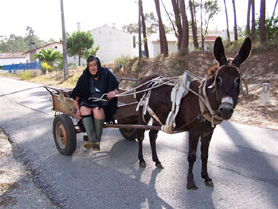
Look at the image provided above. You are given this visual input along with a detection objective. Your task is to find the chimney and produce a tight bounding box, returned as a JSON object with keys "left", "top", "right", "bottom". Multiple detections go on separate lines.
{"left": 77, "top": 22, "right": 81, "bottom": 31}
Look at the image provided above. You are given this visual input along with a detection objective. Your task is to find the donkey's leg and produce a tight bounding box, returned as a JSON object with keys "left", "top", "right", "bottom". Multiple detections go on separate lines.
{"left": 149, "top": 130, "right": 163, "bottom": 169}
{"left": 137, "top": 112, "right": 149, "bottom": 168}
{"left": 201, "top": 132, "right": 214, "bottom": 187}
{"left": 187, "top": 131, "right": 200, "bottom": 190}
{"left": 138, "top": 129, "right": 146, "bottom": 167}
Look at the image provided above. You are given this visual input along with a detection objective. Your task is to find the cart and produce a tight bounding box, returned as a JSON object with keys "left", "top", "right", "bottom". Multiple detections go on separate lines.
{"left": 44, "top": 78, "right": 160, "bottom": 155}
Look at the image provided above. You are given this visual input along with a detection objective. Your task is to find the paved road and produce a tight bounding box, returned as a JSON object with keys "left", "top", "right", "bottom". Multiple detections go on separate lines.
{"left": 0, "top": 77, "right": 278, "bottom": 209}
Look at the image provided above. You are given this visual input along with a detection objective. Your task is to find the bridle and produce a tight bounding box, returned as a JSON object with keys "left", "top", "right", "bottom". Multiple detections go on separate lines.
{"left": 198, "top": 62, "right": 242, "bottom": 127}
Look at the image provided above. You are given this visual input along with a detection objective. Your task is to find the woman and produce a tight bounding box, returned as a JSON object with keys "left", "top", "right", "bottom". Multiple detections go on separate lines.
{"left": 71, "top": 56, "right": 119, "bottom": 151}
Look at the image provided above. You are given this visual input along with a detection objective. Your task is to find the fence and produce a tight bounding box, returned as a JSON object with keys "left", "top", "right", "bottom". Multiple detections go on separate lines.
{"left": 3, "top": 62, "right": 41, "bottom": 74}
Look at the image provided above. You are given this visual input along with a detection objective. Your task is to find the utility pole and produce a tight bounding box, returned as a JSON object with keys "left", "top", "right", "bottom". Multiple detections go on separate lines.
{"left": 138, "top": 0, "right": 142, "bottom": 60}
{"left": 60, "top": 0, "right": 68, "bottom": 80}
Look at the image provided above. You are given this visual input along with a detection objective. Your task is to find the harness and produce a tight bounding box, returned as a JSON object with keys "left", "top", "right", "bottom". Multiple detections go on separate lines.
{"left": 93, "top": 65, "right": 247, "bottom": 131}
{"left": 136, "top": 71, "right": 198, "bottom": 133}
{"left": 198, "top": 61, "right": 243, "bottom": 127}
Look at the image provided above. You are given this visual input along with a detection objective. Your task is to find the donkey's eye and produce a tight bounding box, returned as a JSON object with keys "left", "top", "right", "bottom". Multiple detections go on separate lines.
{"left": 216, "top": 77, "right": 222, "bottom": 86}
{"left": 234, "top": 77, "right": 240, "bottom": 86}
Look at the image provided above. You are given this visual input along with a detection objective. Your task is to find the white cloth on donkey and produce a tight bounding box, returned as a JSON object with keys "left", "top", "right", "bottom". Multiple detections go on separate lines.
{"left": 161, "top": 71, "right": 197, "bottom": 133}
{"left": 136, "top": 71, "right": 197, "bottom": 134}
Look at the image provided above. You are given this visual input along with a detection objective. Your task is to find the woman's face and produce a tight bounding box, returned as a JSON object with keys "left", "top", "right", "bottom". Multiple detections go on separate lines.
{"left": 88, "top": 60, "right": 98, "bottom": 75}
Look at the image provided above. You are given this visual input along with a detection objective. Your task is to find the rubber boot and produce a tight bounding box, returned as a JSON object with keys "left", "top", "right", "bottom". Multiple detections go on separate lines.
{"left": 82, "top": 115, "right": 97, "bottom": 148}
{"left": 94, "top": 119, "right": 104, "bottom": 142}
{"left": 93, "top": 119, "right": 104, "bottom": 151}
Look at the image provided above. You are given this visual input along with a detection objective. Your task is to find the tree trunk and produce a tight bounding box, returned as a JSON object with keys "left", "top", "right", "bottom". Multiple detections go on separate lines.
{"left": 140, "top": 0, "right": 149, "bottom": 58}
{"left": 223, "top": 0, "right": 230, "bottom": 41}
{"left": 171, "top": 0, "right": 183, "bottom": 50}
{"left": 232, "top": 0, "right": 238, "bottom": 41}
{"left": 246, "top": 0, "right": 251, "bottom": 37}
{"left": 154, "top": 0, "right": 168, "bottom": 57}
{"left": 251, "top": 0, "right": 256, "bottom": 41}
{"left": 259, "top": 0, "right": 266, "bottom": 45}
{"left": 161, "top": 0, "right": 178, "bottom": 44}
{"left": 189, "top": 0, "right": 198, "bottom": 49}
{"left": 180, "top": 0, "right": 189, "bottom": 54}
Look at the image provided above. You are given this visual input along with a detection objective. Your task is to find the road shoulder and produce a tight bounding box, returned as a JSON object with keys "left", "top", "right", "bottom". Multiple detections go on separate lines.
{"left": 0, "top": 128, "right": 59, "bottom": 209}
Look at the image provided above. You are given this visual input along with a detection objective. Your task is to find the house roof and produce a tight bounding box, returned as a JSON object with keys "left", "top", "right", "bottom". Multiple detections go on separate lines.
{"left": 91, "top": 24, "right": 132, "bottom": 35}
{"left": 22, "top": 42, "right": 62, "bottom": 55}
{"left": 204, "top": 36, "right": 218, "bottom": 42}
{"left": 0, "top": 52, "right": 26, "bottom": 59}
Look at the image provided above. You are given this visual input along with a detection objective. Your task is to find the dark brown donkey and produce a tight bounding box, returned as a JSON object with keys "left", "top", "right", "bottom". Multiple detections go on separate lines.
{"left": 135, "top": 37, "right": 252, "bottom": 190}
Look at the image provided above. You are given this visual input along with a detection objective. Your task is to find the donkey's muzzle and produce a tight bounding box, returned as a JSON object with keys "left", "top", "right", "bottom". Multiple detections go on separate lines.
{"left": 219, "top": 103, "right": 234, "bottom": 120}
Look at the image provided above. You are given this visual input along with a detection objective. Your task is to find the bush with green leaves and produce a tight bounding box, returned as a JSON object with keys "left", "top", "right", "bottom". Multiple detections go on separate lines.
{"left": 113, "top": 56, "right": 133, "bottom": 72}
{"left": 241, "top": 16, "right": 278, "bottom": 45}
{"left": 33, "top": 48, "right": 62, "bottom": 66}
{"left": 20, "top": 71, "right": 33, "bottom": 80}
{"left": 41, "top": 62, "right": 54, "bottom": 74}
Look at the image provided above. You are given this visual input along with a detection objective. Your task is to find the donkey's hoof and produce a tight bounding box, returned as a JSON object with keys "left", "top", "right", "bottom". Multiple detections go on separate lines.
{"left": 205, "top": 181, "right": 214, "bottom": 187}
{"left": 139, "top": 162, "right": 146, "bottom": 168}
{"left": 155, "top": 163, "right": 164, "bottom": 169}
{"left": 187, "top": 183, "right": 198, "bottom": 190}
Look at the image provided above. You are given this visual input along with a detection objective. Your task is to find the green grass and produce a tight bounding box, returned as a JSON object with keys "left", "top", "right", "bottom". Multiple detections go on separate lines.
{"left": 20, "top": 71, "right": 33, "bottom": 80}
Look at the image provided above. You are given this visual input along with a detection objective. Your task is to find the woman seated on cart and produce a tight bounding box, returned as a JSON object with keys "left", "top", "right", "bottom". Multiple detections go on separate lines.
{"left": 71, "top": 56, "right": 119, "bottom": 151}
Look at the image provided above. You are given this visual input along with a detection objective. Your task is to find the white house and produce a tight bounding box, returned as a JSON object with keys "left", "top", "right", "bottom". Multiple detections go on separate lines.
{"left": 147, "top": 30, "right": 235, "bottom": 56}
{"left": 0, "top": 52, "right": 26, "bottom": 66}
{"left": 23, "top": 42, "right": 63, "bottom": 63}
{"left": 90, "top": 25, "right": 138, "bottom": 63}
{"left": 147, "top": 33, "right": 178, "bottom": 57}
{"left": 22, "top": 42, "right": 85, "bottom": 66}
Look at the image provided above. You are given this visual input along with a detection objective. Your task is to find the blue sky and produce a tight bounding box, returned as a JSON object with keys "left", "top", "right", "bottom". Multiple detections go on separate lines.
{"left": 0, "top": 0, "right": 276, "bottom": 41}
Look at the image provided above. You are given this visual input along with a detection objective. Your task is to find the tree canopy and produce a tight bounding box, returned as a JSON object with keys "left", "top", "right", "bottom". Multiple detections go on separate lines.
{"left": 33, "top": 48, "right": 62, "bottom": 65}
{"left": 66, "top": 31, "right": 98, "bottom": 66}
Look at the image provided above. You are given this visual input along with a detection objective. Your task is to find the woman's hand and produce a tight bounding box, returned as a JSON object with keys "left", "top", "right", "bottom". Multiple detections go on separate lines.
{"left": 107, "top": 90, "right": 117, "bottom": 100}
{"left": 75, "top": 109, "right": 82, "bottom": 119}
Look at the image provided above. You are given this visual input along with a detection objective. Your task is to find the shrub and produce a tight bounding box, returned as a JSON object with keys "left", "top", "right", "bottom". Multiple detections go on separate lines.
{"left": 21, "top": 71, "right": 33, "bottom": 80}
{"left": 41, "top": 62, "right": 54, "bottom": 74}
{"left": 131, "top": 60, "right": 139, "bottom": 72}
{"left": 113, "top": 55, "right": 132, "bottom": 72}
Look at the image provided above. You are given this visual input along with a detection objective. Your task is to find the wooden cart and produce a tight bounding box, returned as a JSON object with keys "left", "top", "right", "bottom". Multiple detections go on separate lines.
{"left": 44, "top": 78, "right": 160, "bottom": 155}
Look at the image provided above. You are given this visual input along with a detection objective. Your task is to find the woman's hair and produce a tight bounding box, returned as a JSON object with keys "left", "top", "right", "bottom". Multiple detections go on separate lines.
{"left": 87, "top": 56, "right": 101, "bottom": 69}
{"left": 87, "top": 56, "right": 102, "bottom": 77}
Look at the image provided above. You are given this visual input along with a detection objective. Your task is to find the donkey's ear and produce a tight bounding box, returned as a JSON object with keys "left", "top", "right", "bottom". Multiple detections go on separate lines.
{"left": 232, "top": 37, "right": 252, "bottom": 67}
{"left": 214, "top": 37, "right": 228, "bottom": 66}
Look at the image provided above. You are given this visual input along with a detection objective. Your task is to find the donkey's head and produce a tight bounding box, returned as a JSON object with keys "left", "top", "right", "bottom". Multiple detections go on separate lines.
{"left": 213, "top": 37, "right": 251, "bottom": 120}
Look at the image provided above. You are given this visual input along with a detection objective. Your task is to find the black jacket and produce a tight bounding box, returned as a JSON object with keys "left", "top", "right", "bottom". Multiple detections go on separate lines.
{"left": 71, "top": 67, "right": 119, "bottom": 122}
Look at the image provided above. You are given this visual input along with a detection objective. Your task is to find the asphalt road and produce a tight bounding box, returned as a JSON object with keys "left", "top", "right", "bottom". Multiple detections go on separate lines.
{"left": 0, "top": 77, "right": 278, "bottom": 209}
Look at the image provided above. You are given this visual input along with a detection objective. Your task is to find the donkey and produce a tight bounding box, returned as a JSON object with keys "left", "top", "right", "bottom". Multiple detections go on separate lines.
{"left": 135, "top": 37, "right": 252, "bottom": 189}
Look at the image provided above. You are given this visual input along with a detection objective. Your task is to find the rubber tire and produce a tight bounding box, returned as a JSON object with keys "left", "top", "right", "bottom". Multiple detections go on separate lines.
{"left": 118, "top": 117, "right": 138, "bottom": 141}
{"left": 53, "top": 114, "right": 76, "bottom": 155}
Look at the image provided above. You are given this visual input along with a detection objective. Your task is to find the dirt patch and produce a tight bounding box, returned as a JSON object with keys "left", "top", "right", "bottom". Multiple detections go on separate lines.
{"left": 0, "top": 129, "right": 59, "bottom": 208}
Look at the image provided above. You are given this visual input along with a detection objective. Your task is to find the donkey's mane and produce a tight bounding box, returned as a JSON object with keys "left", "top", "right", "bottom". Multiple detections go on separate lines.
{"left": 207, "top": 65, "right": 219, "bottom": 76}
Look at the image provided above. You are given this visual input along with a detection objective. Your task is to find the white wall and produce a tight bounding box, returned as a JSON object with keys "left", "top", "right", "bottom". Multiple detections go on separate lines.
{"left": 91, "top": 25, "right": 137, "bottom": 63}
{"left": 0, "top": 57, "right": 26, "bottom": 65}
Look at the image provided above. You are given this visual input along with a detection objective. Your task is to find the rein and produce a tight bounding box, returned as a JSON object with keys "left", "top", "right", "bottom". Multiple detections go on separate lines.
{"left": 90, "top": 67, "right": 245, "bottom": 131}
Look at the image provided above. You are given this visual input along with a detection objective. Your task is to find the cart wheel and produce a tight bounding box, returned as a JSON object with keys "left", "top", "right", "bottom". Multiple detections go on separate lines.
{"left": 118, "top": 117, "right": 138, "bottom": 141}
{"left": 53, "top": 114, "right": 76, "bottom": 155}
